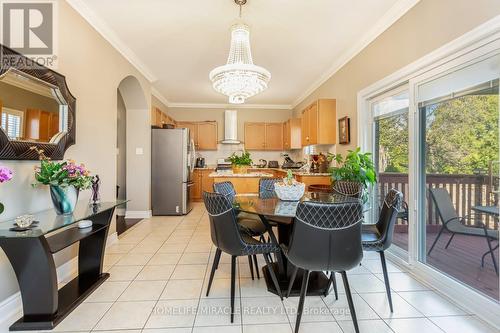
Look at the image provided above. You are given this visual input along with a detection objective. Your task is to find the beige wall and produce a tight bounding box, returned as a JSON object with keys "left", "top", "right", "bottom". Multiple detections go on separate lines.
{"left": 0, "top": 1, "right": 151, "bottom": 303}
{"left": 152, "top": 95, "right": 169, "bottom": 114}
{"left": 293, "top": 0, "right": 500, "bottom": 156}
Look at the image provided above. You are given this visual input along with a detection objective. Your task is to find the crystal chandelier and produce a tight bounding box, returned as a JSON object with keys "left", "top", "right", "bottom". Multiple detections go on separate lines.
{"left": 209, "top": 0, "right": 271, "bottom": 104}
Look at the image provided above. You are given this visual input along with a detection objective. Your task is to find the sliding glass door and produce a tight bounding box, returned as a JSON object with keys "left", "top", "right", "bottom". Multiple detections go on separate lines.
{"left": 371, "top": 86, "right": 410, "bottom": 256}
{"left": 416, "top": 54, "right": 499, "bottom": 301}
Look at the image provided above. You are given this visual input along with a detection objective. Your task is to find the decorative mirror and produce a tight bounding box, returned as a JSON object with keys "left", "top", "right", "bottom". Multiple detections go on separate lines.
{"left": 0, "top": 45, "right": 75, "bottom": 160}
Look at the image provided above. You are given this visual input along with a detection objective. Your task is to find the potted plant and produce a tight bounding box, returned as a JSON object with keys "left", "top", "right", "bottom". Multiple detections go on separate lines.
{"left": 228, "top": 150, "right": 252, "bottom": 174}
{"left": 328, "top": 147, "right": 377, "bottom": 202}
{"left": 274, "top": 170, "right": 305, "bottom": 201}
{"left": 32, "top": 148, "right": 93, "bottom": 215}
{"left": 0, "top": 165, "right": 13, "bottom": 215}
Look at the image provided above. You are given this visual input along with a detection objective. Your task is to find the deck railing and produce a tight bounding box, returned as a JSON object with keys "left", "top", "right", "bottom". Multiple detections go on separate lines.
{"left": 378, "top": 172, "right": 498, "bottom": 229}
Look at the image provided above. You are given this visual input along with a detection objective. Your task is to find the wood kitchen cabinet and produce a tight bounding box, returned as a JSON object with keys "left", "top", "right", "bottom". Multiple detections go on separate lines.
{"left": 283, "top": 118, "right": 301, "bottom": 150}
{"left": 301, "top": 99, "right": 336, "bottom": 146}
{"left": 177, "top": 121, "right": 218, "bottom": 151}
{"left": 151, "top": 107, "right": 175, "bottom": 127}
{"left": 191, "top": 169, "right": 214, "bottom": 201}
{"left": 24, "top": 108, "right": 59, "bottom": 142}
{"left": 244, "top": 122, "right": 283, "bottom": 151}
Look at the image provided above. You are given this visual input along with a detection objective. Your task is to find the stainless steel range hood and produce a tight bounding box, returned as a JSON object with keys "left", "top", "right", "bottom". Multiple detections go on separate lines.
{"left": 221, "top": 110, "right": 241, "bottom": 144}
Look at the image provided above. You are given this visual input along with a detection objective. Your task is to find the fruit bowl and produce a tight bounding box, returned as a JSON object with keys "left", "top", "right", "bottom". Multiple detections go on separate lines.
{"left": 274, "top": 182, "right": 305, "bottom": 201}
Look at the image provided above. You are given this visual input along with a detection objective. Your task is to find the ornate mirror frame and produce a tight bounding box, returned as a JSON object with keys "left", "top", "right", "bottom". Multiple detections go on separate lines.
{"left": 0, "top": 44, "right": 76, "bottom": 160}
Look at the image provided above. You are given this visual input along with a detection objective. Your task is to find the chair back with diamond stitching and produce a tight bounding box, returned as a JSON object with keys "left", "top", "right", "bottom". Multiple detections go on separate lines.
{"left": 374, "top": 189, "right": 403, "bottom": 250}
{"left": 332, "top": 180, "right": 363, "bottom": 198}
{"left": 203, "top": 191, "right": 247, "bottom": 256}
{"left": 259, "top": 178, "right": 281, "bottom": 199}
{"left": 213, "top": 181, "right": 237, "bottom": 202}
{"left": 287, "top": 200, "right": 364, "bottom": 272}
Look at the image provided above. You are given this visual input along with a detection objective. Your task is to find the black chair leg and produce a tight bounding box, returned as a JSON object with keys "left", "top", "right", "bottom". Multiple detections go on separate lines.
{"left": 341, "top": 271, "right": 359, "bottom": 333}
{"left": 263, "top": 253, "right": 283, "bottom": 300}
{"left": 230, "top": 255, "right": 236, "bottom": 323}
{"left": 294, "top": 269, "right": 310, "bottom": 333}
{"left": 253, "top": 255, "right": 260, "bottom": 279}
{"left": 324, "top": 272, "right": 338, "bottom": 299}
{"left": 444, "top": 233, "right": 455, "bottom": 249}
{"left": 428, "top": 225, "right": 446, "bottom": 255}
{"left": 248, "top": 255, "right": 255, "bottom": 280}
{"left": 379, "top": 251, "right": 393, "bottom": 313}
{"left": 287, "top": 266, "right": 299, "bottom": 298}
{"left": 206, "top": 248, "right": 221, "bottom": 296}
{"left": 483, "top": 226, "right": 499, "bottom": 275}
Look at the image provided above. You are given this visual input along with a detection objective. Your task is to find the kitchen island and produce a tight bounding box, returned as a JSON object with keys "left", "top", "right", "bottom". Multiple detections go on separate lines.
{"left": 209, "top": 171, "right": 274, "bottom": 194}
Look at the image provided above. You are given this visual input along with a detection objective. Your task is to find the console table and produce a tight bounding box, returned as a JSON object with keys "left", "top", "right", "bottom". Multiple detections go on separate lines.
{"left": 0, "top": 201, "right": 126, "bottom": 331}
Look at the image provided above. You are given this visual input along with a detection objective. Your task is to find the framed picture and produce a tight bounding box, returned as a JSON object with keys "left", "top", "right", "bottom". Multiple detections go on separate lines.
{"left": 338, "top": 116, "right": 350, "bottom": 144}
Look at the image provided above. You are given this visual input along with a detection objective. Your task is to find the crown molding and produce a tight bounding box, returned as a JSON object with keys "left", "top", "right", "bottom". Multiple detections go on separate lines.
{"left": 291, "top": 0, "right": 421, "bottom": 109}
{"left": 168, "top": 102, "right": 292, "bottom": 110}
{"left": 66, "top": 0, "right": 157, "bottom": 82}
{"left": 151, "top": 87, "right": 171, "bottom": 107}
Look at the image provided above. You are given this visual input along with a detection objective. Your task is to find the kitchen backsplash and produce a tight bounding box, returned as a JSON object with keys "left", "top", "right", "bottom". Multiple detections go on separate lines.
{"left": 196, "top": 144, "right": 335, "bottom": 167}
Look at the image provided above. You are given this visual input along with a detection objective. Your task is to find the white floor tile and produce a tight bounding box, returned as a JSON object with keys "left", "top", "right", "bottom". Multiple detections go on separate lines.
{"left": 429, "top": 315, "right": 498, "bottom": 333}
{"left": 240, "top": 297, "right": 288, "bottom": 325}
{"left": 195, "top": 298, "right": 241, "bottom": 327}
{"left": 337, "top": 319, "right": 394, "bottom": 333}
{"left": 397, "top": 291, "right": 467, "bottom": 317}
{"left": 363, "top": 259, "right": 404, "bottom": 274}
{"left": 136, "top": 265, "right": 176, "bottom": 281}
{"left": 85, "top": 281, "right": 129, "bottom": 302}
{"left": 324, "top": 293, "right": 380, "bottom": 321}
{"left": 107, "top": 265, "right": 143, "bottom": 281}
{"left": 193, "top": 326, "right": 242, "bottom": 333}
{"left": 347, "top": 273, "right": 387, "bottom": 293}
{"left": 203, "top": 278, "right": 240, "bottom": 299}
{"left": 118, "top": 280, "right": 167, "bottom": 301}
{"left": 161, "top": 279, "right": 204, "bottom": 300}
{"left": 94, "top": 301, "right": 155, "bottom": 330}
{"left": 115, "top": 253, "right": 153, "bottom": 266}
{"left": 359, "top": 292, "right": 423, "bottom": 319}
{"left": 53, "top": 302, "right": 111, "bottom": 331}
{"left": 148, "top": 253, "right": 183, "bottom": 265}
{"left": 375, "top": 273, "right": 430, "bottom": 292}
{"left": 385, "top": 318, "right": 443, "bottom": 333}
{"left": 243, "top": 323, "right": 291, "bottom": 333}
{"left": 295, "top": 321, "right": 343, "bottom": 333}
{"left": 179, "top": 252, "right": 210, "bottom": 265}
{"left": 171, "top": 264, "right": 207, "bottom": 280}
{"left": 145, "top": 299, "right": 198, "bottom": 329}
{"left": 283, "top": 296, "right": 335, "bottom": 324}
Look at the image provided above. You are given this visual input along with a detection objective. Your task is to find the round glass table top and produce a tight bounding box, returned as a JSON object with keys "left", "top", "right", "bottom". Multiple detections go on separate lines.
{"left": 233, "top": 192, "right": 362, "bottom": 218}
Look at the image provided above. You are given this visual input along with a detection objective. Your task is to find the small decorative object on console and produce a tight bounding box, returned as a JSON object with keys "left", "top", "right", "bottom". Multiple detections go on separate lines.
{"left": 274, "top": 170, "right": 305, "bottom": 201}
{"left": 78, "top": 220, "right": 93, "bottom": 229}
{"left": 0, "top": 165, "right": 13, "bottom": 215}
{"left": 90, "top": 175, "right": 101, "bottom": 205}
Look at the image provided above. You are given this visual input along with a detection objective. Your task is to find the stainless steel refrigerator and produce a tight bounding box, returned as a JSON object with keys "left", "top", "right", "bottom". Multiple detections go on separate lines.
{"left": 152, "top": 128, "right": 195, "bottom": 215}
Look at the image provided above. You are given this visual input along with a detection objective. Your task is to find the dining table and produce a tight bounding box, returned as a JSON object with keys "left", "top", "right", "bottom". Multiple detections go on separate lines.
{"left": 233, "top": 192, "right": 362, "bottom": 297}
{"left": 471, "top": 205, "right": 499, "bottom": 273}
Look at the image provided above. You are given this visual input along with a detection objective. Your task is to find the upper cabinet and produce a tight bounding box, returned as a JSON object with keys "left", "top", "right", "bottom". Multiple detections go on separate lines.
{"left": 151, "top": 107, "right": 175, "bottom": 128}
{"left": 283, "top": 118, "right": 301, "bottom": 150}
{"left": 301, "top": 99, "right": 336, "bottom": 146}
{"left": 177, "top": 121, "right": 218, "bottom": 151}
{"left": 244, "top": 122, "right": 283, "bottom": 151}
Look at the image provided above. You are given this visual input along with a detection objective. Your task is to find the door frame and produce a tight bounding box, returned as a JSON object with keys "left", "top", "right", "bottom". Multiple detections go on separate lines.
{"left": 357, "top": 16, "right": 500, "bottom": 328}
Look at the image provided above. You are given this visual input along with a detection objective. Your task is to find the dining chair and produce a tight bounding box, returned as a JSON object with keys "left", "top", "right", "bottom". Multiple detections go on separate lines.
{"left": 203, "top": 191, "right": 283, "bottom": 323}
{"left": 283, "top": 200, "right": 364, "bottom": 333}
{"left": 428, "top": 187, "right": 498, "bottom": 275}
{"left": 361, "top": 188, "right": 403, "bottom": 313}
{"left": 259, "top": 178, "right": 281, "bottom": 199}
{"left": 332, "top": 180, "right": 363, "bottom": 198}
{"left": 213, "top": 181, "right": 267, "bottom": 279}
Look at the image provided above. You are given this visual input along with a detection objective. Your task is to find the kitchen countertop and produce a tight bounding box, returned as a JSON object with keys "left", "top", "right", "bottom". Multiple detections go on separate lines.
{"left": 195, "top": 166, "right": 330, "bottom": 177}
{"left": 209, "top": 171, "right": 274, "bottom": 178}
{"left": 251, "top": 168, "right": 331, "bottom": 177}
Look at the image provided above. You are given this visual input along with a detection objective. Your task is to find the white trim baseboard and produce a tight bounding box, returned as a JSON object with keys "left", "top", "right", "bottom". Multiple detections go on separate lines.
{"left": 125, "top": 210, "right": 152, "bottom": 219}
{"left": 0, "top": 232, "right": 119, "bottom": 328}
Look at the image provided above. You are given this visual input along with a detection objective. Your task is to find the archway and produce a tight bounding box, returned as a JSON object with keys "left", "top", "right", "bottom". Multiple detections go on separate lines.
{"left": 116, "top": 75, "right": 151, "bottom": 229}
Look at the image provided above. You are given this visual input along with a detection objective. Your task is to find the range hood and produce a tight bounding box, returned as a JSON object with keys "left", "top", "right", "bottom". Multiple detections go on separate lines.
{"left": 221, "top": 110, "right": 241, "bottom": 144}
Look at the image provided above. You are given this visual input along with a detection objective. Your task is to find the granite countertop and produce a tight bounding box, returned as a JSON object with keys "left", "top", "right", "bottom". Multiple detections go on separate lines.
{"left": 251, "top": 168, "right": 330, "bottom": 177}
{"left": 209, "top": 171, "right": 274, "bottom": 178}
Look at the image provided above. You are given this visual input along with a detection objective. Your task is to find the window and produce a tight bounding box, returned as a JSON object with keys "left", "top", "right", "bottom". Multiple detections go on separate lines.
{"left": 1, "top": 108, "right": 23, "bottom": 140}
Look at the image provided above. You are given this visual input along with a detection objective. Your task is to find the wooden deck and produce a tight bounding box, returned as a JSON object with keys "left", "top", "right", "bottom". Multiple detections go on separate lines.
{"left": 393, "top": 229, "right": 499, "bottom": 300}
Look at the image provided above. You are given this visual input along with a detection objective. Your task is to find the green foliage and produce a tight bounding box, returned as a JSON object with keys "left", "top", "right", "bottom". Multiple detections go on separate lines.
{"left": 228, "top": 150, "right": 253, "bottom": 166}
{"left": 33, "top": 159, "right": 92, "bottom": 190}
{"left": 377, "top": 113, "right": 409, "bottom": 173}
{"left": 327, "top": 147, "right": 377, "bottom": 189}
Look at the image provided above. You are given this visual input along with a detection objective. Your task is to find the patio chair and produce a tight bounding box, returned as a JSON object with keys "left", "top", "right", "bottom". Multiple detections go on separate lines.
{"left": 428, "top": 188, "right": 499, "bottom": 275}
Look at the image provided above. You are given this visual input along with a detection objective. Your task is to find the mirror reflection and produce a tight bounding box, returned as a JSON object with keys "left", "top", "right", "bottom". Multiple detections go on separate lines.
{"left": 0, "top": 70, "right": 68, "bottom": 144}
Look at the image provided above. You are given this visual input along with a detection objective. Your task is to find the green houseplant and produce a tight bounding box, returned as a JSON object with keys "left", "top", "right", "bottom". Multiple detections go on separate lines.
{"left": 32, "top": 148, "right": 92, "bottom": 215}
{"left": 228, "top": 150, "right": 253, "bottom": 174}
{"left": 328, "top": 147, "right": 377, "bottom": 201}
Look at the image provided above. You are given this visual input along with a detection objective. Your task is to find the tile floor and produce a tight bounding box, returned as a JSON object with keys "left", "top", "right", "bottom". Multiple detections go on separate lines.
{"left": 3, "top": 203, "right": 498, "bottom": 333}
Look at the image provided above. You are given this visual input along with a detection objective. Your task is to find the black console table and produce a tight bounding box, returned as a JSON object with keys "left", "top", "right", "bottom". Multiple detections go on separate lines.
{"left": 0, "top": 201, "right": 126, "bottom": 331}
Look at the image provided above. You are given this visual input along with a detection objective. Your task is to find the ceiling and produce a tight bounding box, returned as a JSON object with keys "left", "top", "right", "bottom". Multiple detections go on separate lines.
{"left": 70, "top": 0, "right": 418, "bottom": 108}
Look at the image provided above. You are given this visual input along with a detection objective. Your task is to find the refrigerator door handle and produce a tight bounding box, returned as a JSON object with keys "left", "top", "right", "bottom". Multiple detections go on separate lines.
{"left": 187, "top": 182, "right": 195, "bottom": 187}
{"left": 190, "top": 139, "right": 196, "bottom": 173}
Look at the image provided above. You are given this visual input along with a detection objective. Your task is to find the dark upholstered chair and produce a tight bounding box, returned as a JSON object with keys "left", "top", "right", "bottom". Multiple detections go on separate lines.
{"left": 332, "top": 180, "right": 363, "bottom": 198}
{"left": 362, "top": 188, "right": 403, "bottom": 313}
{"left": 213, "top": 181, "right": 267, "bottom": 279}
{"left": 259, "top": 178, "right": 281, "bottom": 199}
{"left": 429, "top": 188, "right": 499, "bottom": 275}
{"left": 203, "top": 192, "right": 282, "bottom": 323}
{"left": 283, "top": 200, "right": 364, "bottom": 333}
